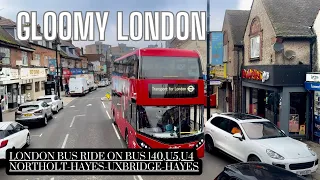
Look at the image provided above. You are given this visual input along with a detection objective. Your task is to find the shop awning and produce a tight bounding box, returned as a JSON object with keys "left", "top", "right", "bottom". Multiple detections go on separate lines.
{"left": 0, "top": 79, "right": 20, "bottom": 85}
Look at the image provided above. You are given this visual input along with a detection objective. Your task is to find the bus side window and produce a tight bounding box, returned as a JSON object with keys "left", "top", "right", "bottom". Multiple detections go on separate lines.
{"left": 131, "top": 102, "right": 137, "bottom": 129}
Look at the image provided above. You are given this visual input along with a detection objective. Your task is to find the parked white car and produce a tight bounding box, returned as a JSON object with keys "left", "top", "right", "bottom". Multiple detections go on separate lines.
{"left": 205, "top": 113, "right": 318, "bottom": 176}
{"left": 98, "top": 80, "right": 106, "bottom": 87}
{"left": 36, "top": 95, "right": 63, "bottom": 113}
{"left": 0, "top": 122, "right": 30, "bottom": 160}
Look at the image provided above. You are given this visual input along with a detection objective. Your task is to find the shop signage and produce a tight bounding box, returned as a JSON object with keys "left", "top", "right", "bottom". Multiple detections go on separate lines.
{"left": 48, "top": 59, "right": 56, "bottom": 76}
{"left": 70, "top": 68, "right": 83, "bottom": 75}
{"left": 306, "top": 73, "right": 320, "bottom": 82}
{"left": 242, "top": 69, "right": 270, "bottom": 82}
{"left": 20, "top": 68, "right": 46, "bottom": 79}
{"left": 149, "top": 84, "right": 198, "bottom": 98}
{"left": 210, "top": 64, "right": 226, "bottom": 79}
{"left": 305, "top": 82, "right": 320, "bottom": 91}
{"left": 82, "top": 69, "right": 88, "bottom": 74}
{"left": 0, "top": 68, "right": 19, "bottom": 80}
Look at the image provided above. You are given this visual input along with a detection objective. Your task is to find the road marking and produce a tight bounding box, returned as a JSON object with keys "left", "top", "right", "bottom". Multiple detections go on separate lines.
{"left": 70, "top": 115, "right": 86, "bottom": 128}
{"left": 101, "top": 101, "right": 106, "bottom": 108}
{"left": 133, "top": 175, "right": 143, "bottom": 180}
{"left": 87, "top": 104, "right": 92, "bottom": 106}
{"left": 70, "top": 105, "right": 75, "bottom": 108}
{"left": 112, "top": 123, "right": 121, "bottom": 140}
{"left": 106, "top": 110, "right": 111, "bottom": 119}
{"left": 50, "top": 178, "right": 54, "bottom": 180}
{"left": 61, "top": 134, "right": 69, "bottom": 148}
{"left": 31, "top": 133, "right": 42, "bottom": 137}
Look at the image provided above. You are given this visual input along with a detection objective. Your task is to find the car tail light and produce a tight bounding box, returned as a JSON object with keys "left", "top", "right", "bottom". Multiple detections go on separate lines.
{"left": 0, "top": 140, "right": 8, "bottom": 148}
{"left": 34, "top": 110, "right": 42, "bottom": 114}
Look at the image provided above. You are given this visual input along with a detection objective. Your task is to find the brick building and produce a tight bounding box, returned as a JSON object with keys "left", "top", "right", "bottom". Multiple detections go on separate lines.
{"left": 222, "top": 10, "right": 250, "bottom": 113}
{"left": 241, "top": 0, "right": 320, "bottom": 138}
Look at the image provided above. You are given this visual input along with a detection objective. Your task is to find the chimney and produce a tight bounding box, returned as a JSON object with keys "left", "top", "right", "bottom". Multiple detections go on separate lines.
{"left": 81, "top": 47, "right": 84, "bottom": 56}
{"left": 37, "top": 24, "right": 41, "bottom": 33}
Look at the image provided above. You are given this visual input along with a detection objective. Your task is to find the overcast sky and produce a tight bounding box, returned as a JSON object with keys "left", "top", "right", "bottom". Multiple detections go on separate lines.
{"left": 0, "top": 0, "right": 253, "bottom": 48}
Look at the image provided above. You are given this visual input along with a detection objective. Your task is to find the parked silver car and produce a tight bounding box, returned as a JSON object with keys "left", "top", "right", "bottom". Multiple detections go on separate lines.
{"left": 36, "top": 95, "right": 63, "bottom": 113}
{"left": 15, "top": 101, "right": 53, "bottom": 126}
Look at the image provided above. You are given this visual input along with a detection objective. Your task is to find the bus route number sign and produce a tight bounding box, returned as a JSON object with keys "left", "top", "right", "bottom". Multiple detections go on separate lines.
{"left": 149, "top": 84, "right": 198, "bottom": 98}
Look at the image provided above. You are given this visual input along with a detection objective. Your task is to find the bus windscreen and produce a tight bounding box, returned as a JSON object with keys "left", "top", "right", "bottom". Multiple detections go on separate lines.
{"left": 140, "top": 56, "right": 202, "bottom": 79}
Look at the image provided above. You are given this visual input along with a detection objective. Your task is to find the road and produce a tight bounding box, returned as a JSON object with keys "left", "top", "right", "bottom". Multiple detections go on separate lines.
{"left": 0, "top": 86, "right": 234, "bottom": 180}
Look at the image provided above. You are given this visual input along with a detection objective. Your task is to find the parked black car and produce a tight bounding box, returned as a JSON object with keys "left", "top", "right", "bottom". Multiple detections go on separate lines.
{"left": 215, "top": 162, "right": 307, "bottom": 180}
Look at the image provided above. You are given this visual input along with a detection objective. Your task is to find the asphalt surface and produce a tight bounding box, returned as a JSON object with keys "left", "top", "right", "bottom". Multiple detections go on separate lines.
{"left": 0, "top": 86, "right": 234, "bottom": 180}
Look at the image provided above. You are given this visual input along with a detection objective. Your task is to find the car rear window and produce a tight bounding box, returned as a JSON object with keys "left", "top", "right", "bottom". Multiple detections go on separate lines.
{"left": 18, "top": 105, "right": 39, "bottom": 112}
{"left": 37, "top": 98, "right": 52, "bottom": 103}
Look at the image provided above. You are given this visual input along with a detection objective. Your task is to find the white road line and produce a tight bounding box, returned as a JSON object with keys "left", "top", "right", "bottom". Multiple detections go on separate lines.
{"left": 39, "top": 133, "right": 42, "bottom": 137}
{"left": 50, "top": 178, "right": 54, "bottom": 180}
{"left": 61, "top": 134, "right": 69, "bottom": 148}
{"left": 106, "top": 110, "right": 111, "bottom": 119}
{"left": 136, "top": 175, "right": 143, "bottom": 180}
{"left": 70, "top": 105, "right": 75, "bottom": 108}
{"left": 87, "top": 104, "right": 92, "bottom": 106}
{"left": 70, "top": 115, "right": 86, "bottom": 127}
{"left": 101, "top": 101, "right": 106, "bottom": 108}
{"left": 111, "top": 123, "right": 121, "bottom": 140}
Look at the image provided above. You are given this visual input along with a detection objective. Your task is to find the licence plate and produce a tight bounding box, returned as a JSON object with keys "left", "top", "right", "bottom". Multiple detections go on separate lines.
{"left": 297, "top": 170, "right": 311, "bottom": 175}
{"left": 24, "top": 114, "right": 32, "bottom": 117}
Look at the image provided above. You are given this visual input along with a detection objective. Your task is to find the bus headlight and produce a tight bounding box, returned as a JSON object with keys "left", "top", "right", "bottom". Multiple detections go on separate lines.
{"left": 136, "top": 138, "right": 151, "bottom": 149}
{"left": 194, "top": 138, "right": 204, "bottom": 149}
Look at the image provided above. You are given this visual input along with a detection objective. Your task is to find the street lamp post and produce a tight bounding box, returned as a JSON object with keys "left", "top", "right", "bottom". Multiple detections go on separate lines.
{"left": 206, "top": 0, "right": 211, "bottom": 120}
{"left": 53, "top": 37, "right": 61, "bottom": 97}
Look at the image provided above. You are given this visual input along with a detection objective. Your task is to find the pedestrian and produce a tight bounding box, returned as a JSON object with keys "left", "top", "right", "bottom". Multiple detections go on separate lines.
{"left": 65, "top": 84, "right": 69, "bottom": 96}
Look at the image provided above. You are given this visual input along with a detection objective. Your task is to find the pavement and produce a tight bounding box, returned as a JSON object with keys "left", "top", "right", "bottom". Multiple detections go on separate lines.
{"left": 0, "top": 87, "right": 318, "bottom": 180}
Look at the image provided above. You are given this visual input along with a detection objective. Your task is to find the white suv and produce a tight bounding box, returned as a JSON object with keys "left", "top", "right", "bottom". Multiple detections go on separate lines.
{"left": 204, "top": 113, "right": 318, "bottom": 176}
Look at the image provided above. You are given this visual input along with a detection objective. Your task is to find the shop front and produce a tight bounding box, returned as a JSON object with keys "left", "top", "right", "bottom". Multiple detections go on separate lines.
{"left": 305, "top": 73, "right": 320, "bottom": 143}
{"left": 0, "top": 68, "right": 19, "bottom": 111}
{"left": 20, "top": 68, "right": 47, "bottom": 101}
{"left": 242, "top": 65, "right": 310, "bottom": 138}
{"left": 210, "top": 64, "right": 228, "bottom": 111}
{"left": 70, "top": 68, "right": 83, "bottom": 75}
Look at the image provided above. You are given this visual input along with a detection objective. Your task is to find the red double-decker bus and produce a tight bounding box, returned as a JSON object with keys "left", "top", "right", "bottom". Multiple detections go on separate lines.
{"left": 111, "top": 48, "right": 205, "bottom": 158}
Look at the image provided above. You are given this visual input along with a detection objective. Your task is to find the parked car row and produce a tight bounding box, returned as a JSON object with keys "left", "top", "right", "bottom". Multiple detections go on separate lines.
{"left": 98, "top": 79, "right": 111, "bottom": 87}
{"left": 205, "top": 113, "right": 319, "bottom": 176}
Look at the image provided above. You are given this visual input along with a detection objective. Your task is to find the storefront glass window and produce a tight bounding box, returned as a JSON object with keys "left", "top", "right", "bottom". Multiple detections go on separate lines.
{"left": 289, "top": 92, "right": 307, "bottom": 136}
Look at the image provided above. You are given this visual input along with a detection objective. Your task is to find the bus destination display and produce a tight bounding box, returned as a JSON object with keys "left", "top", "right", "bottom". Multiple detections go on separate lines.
{"left": 149, "top": 84, "right": 198, "bottom": 98}
{"left": 6, "top": 148, "right": 202, "bottom": 175}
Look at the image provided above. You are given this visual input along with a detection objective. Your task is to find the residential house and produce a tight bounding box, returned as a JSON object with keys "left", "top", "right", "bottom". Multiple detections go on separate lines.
{"left": 84, "top": 54, "right": 105, "bottom": 82}
{"left": 222, "top": 10, "right": 250, "bottom": 113}
{"left": 0, "top": 16, "right": 51, "bottom": 110}
{"left": 242, "top": 0, "right": 320, "bottom": 139}
{"left": 59, "top": 40, "right": 81, "bottom": 88}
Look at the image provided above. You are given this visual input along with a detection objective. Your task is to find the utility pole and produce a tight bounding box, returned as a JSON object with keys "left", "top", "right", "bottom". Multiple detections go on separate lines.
{"left": 206, "top": 0, "right": 211, "bottom": 120}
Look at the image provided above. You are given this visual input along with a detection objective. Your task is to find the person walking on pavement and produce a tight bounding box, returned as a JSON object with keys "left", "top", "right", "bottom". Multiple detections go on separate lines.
{"left": 65, "top": 84, "right": 69, "bottom": 96}
{"left": 0, "top": 95, "right": 4, "bottom": 122}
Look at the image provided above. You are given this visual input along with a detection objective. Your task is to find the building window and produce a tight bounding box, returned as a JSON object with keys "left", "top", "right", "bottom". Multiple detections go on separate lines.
{"left": 41, "top": 81, "right": 45, "bottom": 90}
{"left": 22, "top": 51, "right": 28, "bottom": 65}
{"left": 250, "top": 36, "right": 260, "bottom": 58}
{"left": 34, "top": 54, "right": 40, "bottom": 61}
{"left": 0, "top": 47, "right": 10, "bottom": 65}
{"left": 249, "top": 17, "right": 262, "bottom": 60}
{"left": 35, "top": 82, "right": 40, "bottom": 92}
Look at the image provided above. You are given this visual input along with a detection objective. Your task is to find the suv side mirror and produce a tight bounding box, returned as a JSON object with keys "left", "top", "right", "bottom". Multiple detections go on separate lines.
{"left": 233, "top": 133, "right": 243, "bottom": 141}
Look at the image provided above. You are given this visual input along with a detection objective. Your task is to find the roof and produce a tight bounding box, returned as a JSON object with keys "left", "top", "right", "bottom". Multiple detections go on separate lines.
{"left": 0, "top": 16, "right": 16, "bottom": 27}
{"left": 0, "top": 122, "right": 12, "bottom": 130}
{"left": 60, "top": 42, "right": 81, "bottom": 60}
{"left": 262, "top": 0, "right": 320, "bottom": 38}
{"left": 114, "top": 48, "right": 200, "bottom": 62}
{"left": 84, "top": 54, "right": 105, "bottom": 61}
{"left": 225, "top": 162, "right": 306, "bottom": 179}
{"left": 224, "top": 10, "right": 250, "bottom": 45}
{"left": 0, "top": 26, "right": 19, "bottom": 46}
{"left": 61, "top": 40, "right": 75, "bottom": 48}
{"left": 37, "top": 95, "right": 55, "bottom": 99}
{"left": 220, "top": 113, "right": 263, "bottom": 120}
{"left": 20, "top": 101, "right": 43, "bottom": 106}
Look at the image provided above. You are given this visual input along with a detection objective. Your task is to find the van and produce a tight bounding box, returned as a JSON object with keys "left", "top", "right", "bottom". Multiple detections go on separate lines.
{"left": 68, "top": 77, "right": 89, "bottom": 96}
{"left": 71, "top": 74, "right": 95, "bottom": 91}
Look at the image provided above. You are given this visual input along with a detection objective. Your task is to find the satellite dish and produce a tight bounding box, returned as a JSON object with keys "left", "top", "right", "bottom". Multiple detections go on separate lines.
{"left": 273, "top": 42, "right": 284, "bottom": 52}
{"left": 284, "top": 50, "right": 296, "bottom": 60}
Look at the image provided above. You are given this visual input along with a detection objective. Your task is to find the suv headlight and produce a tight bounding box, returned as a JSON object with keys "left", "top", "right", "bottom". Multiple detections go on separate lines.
{"left": 266, "top": 149, "right": 284, "bottom": 160}
{"left": 307, "top": 145, "right": 316, "bottom": 156}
